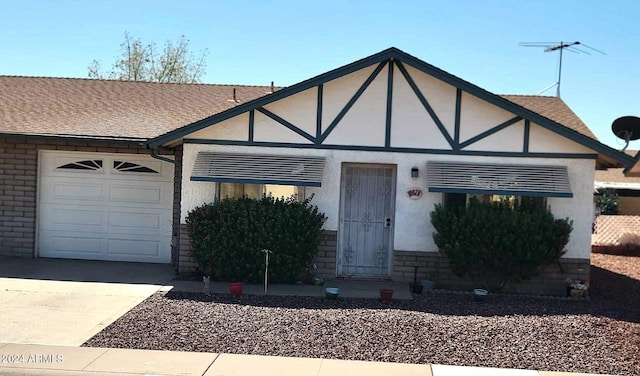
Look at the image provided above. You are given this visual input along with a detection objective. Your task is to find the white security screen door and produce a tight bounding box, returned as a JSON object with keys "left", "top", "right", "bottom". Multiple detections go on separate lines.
{"left": 338, "top": 164, "right": 396, "bottom": 277}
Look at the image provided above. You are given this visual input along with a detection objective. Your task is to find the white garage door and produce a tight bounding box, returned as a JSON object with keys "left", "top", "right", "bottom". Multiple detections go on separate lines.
{"left": 38, "top": 151, "right": 174, "bottom": 263}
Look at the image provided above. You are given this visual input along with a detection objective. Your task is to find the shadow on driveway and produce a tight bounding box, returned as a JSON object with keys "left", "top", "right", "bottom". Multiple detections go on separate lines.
{"left": 0, "top": 256, "right": 175, "bottom": 285}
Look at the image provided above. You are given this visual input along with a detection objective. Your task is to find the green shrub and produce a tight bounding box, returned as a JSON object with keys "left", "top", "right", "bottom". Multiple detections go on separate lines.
{"left": 598, "top": 188, "right": 619, "bottom": 215}
{"left": 186, "top": 195, "right": 327, "bottom": 283}
{"left": 430, "top": 197, "right": 573, "bottom": 291}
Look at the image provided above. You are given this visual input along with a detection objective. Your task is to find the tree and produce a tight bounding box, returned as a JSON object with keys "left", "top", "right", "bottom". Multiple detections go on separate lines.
{"left": 598, "top": 188, "right": 619, "bottom": 215}
{"left": 88, "top": 32, "right": 208, "bottom": 83}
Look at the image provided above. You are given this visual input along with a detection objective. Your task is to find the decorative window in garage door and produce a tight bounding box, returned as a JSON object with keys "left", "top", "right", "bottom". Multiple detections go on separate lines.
{"left": 113, "top": 161, "right": 159, "bottom": 173}
{"left": 57, "top": 159, "right": 103, "bottom": 171}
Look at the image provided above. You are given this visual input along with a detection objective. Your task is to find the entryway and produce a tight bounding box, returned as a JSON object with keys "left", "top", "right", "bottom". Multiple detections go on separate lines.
{"left": 337, "top": 164, "right": 396, "bottom": 278}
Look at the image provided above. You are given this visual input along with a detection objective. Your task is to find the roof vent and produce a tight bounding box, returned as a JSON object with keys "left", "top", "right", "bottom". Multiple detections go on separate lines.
{"left": 227, "top": 88, "right": 239, "bottom": 103}
{"left": 266, "top": 81, "right": 275, "bottom": 94}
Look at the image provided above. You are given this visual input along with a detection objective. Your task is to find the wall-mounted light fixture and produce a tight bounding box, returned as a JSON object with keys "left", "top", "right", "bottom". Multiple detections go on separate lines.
{"left": 411, "top": 167, "right": 419, "bottom": 178}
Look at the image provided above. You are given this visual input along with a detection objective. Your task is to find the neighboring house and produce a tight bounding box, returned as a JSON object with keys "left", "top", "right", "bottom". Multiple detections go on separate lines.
{"left": 593, "top": 155, "right": 640, "bottom": 253}
{"left": 595, "top": 153, "right": 640, "bottom": 215}
{"left": 1, "top": 47, "right": 634, "bottom": 295}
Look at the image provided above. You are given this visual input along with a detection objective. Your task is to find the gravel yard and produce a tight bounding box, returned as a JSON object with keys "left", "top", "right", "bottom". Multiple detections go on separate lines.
{"left": 84, "top": 253, "right": 640, "bottom": 375}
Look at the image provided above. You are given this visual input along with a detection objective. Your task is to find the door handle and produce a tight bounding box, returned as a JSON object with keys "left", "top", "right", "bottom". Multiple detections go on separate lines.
{"left": 385, "top": 217, "right": 392, "bottom": 227}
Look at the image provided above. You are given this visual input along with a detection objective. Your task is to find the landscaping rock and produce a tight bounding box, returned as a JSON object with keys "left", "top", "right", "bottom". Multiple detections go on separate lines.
{"left": 84, "top": 254, "right": 640, "bottom": 375}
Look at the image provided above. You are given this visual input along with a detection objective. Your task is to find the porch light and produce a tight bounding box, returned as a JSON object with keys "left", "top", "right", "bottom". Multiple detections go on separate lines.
{"left": 411, "top": 167, "right": 419, "bottom": 178}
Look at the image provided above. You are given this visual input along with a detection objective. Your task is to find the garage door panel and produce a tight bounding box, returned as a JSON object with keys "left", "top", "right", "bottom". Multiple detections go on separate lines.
{"left": 39, "top": 205, "right": 105, "bottom": 230}
{"left": 109, "top": 212, "right": 163, "bottom": 231}
{"left": 109, "top": 185, "right": 162, "bottom": 204}
{"left": 41, "top": 208, "right": 170, "bottom": 235}
{"left": 39, "top": 151, "right": 174, "bottom": 264}
{"left": 45, "top": 234, "right": 104, "bottom": 255}
{"left": 51, "top": 207, "right": 104, "bottom": 227}
{"left": 51, "top": 183, "right": 105, "bottom": 201}
{"left": 107, "top": 238, "right": 162, "bottom": 257}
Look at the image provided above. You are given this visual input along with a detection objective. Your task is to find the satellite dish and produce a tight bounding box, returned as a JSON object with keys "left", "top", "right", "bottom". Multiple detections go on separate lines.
{"left": 612, "top": 116, "right": 640, "bottom": 152}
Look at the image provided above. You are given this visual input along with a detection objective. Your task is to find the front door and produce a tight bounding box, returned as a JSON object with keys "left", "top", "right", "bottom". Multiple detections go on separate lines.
{"left": 338, "top": 164, "right": 396, "bottom": 278}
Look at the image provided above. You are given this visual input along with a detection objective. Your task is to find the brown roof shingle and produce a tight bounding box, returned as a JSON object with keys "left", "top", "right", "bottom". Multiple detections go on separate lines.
{"left": 0, "top": 76, "right": 597, "bottom": 143}
{"left": 0, "top": 76, "right": 273, "bottom": 139}
{"left": 595, "top": 168, "right": 640, "bottom": 184}
{"left": 501, "top": 95, "right": 597, "bottom": 140}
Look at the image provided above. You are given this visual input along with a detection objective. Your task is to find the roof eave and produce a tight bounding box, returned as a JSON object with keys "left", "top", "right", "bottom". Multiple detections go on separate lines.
{"left": 623, "top": 150, "right": 640, "bottom": 176}
{"left": 0, "top": 131, "right": 148, "bottom": 143}
{"left": 146, "top": 47, "right": 402, "bottom": 148}
{"left": 146, "top": 47, "right": 635, "bottom": 168}
{"left": 394, "top": 49, "right": 634, "bottom": 167}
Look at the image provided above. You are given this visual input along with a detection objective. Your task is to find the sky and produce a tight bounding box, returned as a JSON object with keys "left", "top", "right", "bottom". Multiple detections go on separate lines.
{"left": 1, "top": 0, "right": 638, "bottom": 148}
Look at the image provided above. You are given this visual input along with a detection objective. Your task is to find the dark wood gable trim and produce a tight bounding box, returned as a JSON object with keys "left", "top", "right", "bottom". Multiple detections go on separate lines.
{"left": 146, "top": 47, "right": 633, "bottom": 167}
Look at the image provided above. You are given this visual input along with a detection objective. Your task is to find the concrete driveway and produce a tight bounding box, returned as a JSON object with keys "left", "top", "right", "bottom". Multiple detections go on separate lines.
{"left": 0, "top": 257, "right": 175, "bottom": 346}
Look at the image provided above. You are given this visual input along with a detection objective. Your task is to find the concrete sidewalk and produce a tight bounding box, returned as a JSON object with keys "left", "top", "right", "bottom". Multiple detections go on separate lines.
{"left": 0, "top": 343, "right": 608, "bottom": 376}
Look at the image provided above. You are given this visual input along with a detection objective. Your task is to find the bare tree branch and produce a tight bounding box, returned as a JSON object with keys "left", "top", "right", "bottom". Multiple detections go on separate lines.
{"left": 88, "top": 32, "right": 208, "bottom": 83}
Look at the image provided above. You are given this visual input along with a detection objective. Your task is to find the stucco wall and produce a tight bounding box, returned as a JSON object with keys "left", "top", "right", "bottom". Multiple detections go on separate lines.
{"left": 178, "top": 59, "right": 598, "bottom": 263}
{"left": 181, "top": 143, "right": 595, "bottom": 259}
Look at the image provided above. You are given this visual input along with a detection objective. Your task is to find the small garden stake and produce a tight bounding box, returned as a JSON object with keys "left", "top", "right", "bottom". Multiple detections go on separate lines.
{"left": 261, "top": 249, "right": 272, "bottom": 293}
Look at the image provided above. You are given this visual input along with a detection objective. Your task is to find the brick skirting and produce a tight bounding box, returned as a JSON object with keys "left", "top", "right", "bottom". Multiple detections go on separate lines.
{"left": 177, "top": 228, "right": 338, "bottom": 275}
{"left": 178, "top": 223, "right": 198, "bottom": 273}
{"left": 393, "top": 250, "right": 589, "bottom": 296}
{"left": 176, "top": 226, "right": 588, "bottom": 296}
{"left": 314, "top": 231, "right": 337, "bottom": 278}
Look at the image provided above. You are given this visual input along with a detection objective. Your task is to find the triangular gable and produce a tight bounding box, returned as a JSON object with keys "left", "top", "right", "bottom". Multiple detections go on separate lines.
{"left": 146, "top": 47, "right": 633, "bottom": 167}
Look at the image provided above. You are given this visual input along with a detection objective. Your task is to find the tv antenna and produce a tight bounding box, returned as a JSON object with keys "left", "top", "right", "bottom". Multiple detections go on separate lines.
{"left": 518, "top": 41, "right": 605, "bottom": 97}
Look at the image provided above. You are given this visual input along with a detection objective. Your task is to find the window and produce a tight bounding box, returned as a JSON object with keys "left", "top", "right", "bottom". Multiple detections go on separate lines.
{"left": 444, "top": 193, "right": 546, "bottom": 209}
{"left": 444, "top": 192, "right": 466, "bottom": 209}
{"left": 215, "top": 182, "right": 307, "bottom": 201}
{"left": 218, "top": 183, "right": 261, "bottom": 200}
{"left": 113, "top": 161, "right": 158, "bottom": 173}
{"left": 57, "top": 159, "right": 103, "bottom": 171}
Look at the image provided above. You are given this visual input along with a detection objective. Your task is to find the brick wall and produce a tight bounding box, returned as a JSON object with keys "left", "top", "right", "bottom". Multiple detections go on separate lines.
{"left": 171, "top": 145, "right": 184, "bottom": 266}
{"left": 175, "top": 222, "right": 587, "bottom": 295}
{"left": 0, "top": 134, "right": 151, "bottom": 258}
{"left": 177, "top": 228, "right": 339, "bottom": 275}
{"left": 314, "top": 230, "right": 337, "bottom": 278}
{"left": 178, "top": 224, "right": 198, "bottom": 272}
{"left": 393, "top": 250, "right": 589, "bottom": 296}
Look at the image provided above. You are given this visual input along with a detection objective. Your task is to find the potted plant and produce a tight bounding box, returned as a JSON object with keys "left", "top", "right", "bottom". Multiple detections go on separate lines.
{"left": 312, "top": 276, "right": 325, "bottom": 286}
{"left": 325, "top": 287, "right": 339, "bottom": 299}
{"left": 473, "top": 288, "right": 488, "bottom": 301}
{"left": 565, "top": 278, "right": 589, "bottom": 298}
{"left": 421, "top": 272, "right": 436, "bottom": 292}
{"left": 229, "top": 281, "right": 243, "bottom": 296}
{"left": 410, "top": 266, "right": 423, "bottom": 294}
{"left": 380, "top": 288, "right": 394, "bottom": 301}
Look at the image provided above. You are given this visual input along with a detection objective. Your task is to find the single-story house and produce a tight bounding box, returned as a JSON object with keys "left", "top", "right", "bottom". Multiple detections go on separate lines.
{"left": 1, "top": 48, "right": 634, "bottom": 294}
{"left": 595, "top": 154, "right": 640, "bottom": 215}
{"left": 592, "top": 157, "right": 640, "bottom": 253}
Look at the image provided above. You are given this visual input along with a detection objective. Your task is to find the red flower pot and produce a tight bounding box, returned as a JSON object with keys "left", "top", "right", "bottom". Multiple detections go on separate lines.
{"left": 229, "top": 282, "right": 243, "bottom": 296}
{"left": 380, "top": 288, "right": 393, "bottom": 301}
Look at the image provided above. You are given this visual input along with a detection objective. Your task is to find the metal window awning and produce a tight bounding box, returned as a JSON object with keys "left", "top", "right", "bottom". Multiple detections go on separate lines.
{"left": 426, "top": 161, "right": 573, "bottom": 198}
{"left": 191, "top": 152, "right": 326, "bottom": 187}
